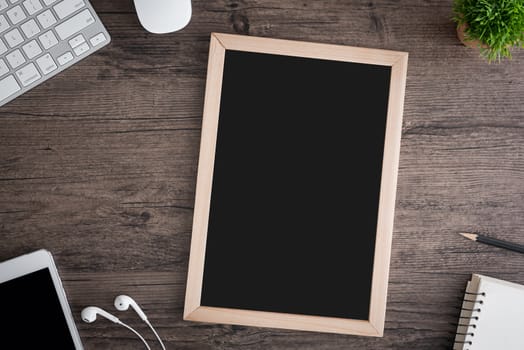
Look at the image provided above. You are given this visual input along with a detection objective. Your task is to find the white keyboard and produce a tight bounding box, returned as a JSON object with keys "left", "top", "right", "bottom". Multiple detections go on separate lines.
{"left": 0, "top": 0, "right": 110, "bottom": 106}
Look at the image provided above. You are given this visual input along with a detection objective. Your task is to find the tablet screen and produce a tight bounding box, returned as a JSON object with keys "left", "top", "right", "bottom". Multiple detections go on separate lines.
{"left": 0, "top": 267, "right": 76, "bottom": 348}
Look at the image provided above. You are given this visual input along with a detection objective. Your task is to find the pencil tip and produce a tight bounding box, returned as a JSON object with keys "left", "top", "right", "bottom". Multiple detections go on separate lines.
{"left": 459, "top": 232, "right": 478, "bottom": 241}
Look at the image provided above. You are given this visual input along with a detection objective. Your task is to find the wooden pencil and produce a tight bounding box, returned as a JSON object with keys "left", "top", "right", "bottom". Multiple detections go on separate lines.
{"left": 459, "top": 232, "right": 524, "bottom": 254}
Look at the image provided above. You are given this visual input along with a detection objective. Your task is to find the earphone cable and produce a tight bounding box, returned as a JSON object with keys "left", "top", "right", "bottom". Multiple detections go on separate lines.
{"left": 118, "top": 321, "right": 152, "bottom": 350}
{"left": 146, "top": 319, "right": 167, "bottom": 350}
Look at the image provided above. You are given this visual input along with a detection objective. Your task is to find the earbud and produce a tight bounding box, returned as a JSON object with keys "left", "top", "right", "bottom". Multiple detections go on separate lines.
{"left": 81, "top": 304, "right": 152, "bottom": 350}
{"left": 81, "top": 306, "right": 120, "bottom": 324}
{"left": 114, "top": 295, "right": 166, "bottom": 350}
{"left": 114, "top": 295, "right": 148, "bottom": 321}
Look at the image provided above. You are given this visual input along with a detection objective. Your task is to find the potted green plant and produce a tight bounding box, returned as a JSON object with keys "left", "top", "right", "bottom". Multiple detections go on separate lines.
{"left": 453, "top": 0, "right": 524, "bottom": 62}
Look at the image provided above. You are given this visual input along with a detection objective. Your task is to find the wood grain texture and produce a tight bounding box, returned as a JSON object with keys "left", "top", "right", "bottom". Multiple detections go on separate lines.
{"left": 184, "top": 33, "right": 226, "bottom": 319}
{"left": 0, "top": 0, "right": 522, "bottom": 349}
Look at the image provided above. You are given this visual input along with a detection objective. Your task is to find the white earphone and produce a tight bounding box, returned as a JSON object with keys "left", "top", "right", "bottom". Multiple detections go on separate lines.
{"left": 81, "top": 305, "right": 151, "bottom": 350}
{"left": 114, "top": 295, "right": 148, "bottom": 321}
{"left": 81, "top": 295, "right": 165, "bottom": 350}
{"left": 114, "top": 295, "right": 166, "bottom": 350}
{"left": 81, "top": 306, "right": 119, "bottom": 324}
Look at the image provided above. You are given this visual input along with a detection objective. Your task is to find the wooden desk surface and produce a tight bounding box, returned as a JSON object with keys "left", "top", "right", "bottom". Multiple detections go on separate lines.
{"left": 0, "top": 0, "right": 522, "bottom": 348}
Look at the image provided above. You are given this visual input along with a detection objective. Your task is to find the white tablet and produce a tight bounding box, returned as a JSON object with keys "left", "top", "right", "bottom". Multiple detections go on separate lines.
{"left": 0, "top": 249, "right": 83, "bottom": 349}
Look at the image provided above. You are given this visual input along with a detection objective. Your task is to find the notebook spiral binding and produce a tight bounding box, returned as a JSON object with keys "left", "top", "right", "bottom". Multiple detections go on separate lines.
{"left": 453, "top": 291, "right": 487, "bottom": 349}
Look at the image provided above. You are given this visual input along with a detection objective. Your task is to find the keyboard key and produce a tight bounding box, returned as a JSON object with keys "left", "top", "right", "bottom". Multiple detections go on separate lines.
{"left": 24, "top": 0, "right": 42, "bottom": 15}
{"left": 0, "top": 75, "right": 21, "bottom": 101}
{"left": 38, "top": 29, "right": 57, "bottom": 49}
{"left": 68, "top": 33, "right": 83, "bottom": 48}
{"left": 0, "top": 38, "right": 7, "bottom": 54}
{"left": 36, "top": 9, "right": 56, "bottom": 29}
{"left": 73, "top": 40, "right": 87, "bottom": 55}
{"left": 20, "top": 18, "right": 40, "bottom": 38}
{"left": 54, "top": 0, "right": 84, "bottom": 20}
{"left": 55, "top": 8, "right": 93, "bottom": 40}
{"left": 22, "top": 39, "right": 41, "bottom": 58}
{"left": 36, "top": 52, "right": 56, "bottom": 74}
{"left": 0, "top": 15, "right": 10, "bottom": 34}
{"left": 0, "top": 0, "right": 109, "bottom": 107}
{"left": 7, "top": 5, "right": 26, "bottom": 25}
{"left": 57, "top": 51, "right": 72, "bottom": 65}
{"left": 6, "top": 49, "right": 25, "bottom": 68}
{"left": 5, "top": 28, "right": 23, "bottom": 47}
{"left": 0, "top": 58, "right": 9, "bottom": 76}
{"left": 15, "top": 62, "right": 40, "bottom": 86}
{"left": 89, "top": 32, "right": 106, "bottom": 47}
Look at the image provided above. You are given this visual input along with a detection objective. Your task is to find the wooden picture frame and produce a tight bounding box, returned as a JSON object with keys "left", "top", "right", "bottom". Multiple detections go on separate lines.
{"left": 184, "top": 33, "right": 408, "bottom": 336}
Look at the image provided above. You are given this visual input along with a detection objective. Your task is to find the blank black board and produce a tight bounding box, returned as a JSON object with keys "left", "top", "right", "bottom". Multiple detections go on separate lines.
{"left": 200, "top": 49, "right": 392, "bottom": 320}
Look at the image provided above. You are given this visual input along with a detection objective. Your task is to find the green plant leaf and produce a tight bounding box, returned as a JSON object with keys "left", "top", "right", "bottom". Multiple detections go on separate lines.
{"left": 453, "top": 0, "right": 524, "bottom": 62}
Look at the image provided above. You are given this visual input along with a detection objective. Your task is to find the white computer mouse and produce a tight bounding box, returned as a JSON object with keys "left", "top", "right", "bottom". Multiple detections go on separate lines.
{"left": 134, "top": 0, "right": 192, "bottom": 34}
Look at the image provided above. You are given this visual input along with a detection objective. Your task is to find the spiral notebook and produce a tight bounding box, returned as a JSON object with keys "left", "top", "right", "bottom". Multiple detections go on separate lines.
{"left": 453, "top": 274, "right": 524, "bottom": 350}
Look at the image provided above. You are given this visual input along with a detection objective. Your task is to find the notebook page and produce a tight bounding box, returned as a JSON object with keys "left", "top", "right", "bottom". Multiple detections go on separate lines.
{"left": 470, "top": 274, "right": 524, "bottom": 350}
